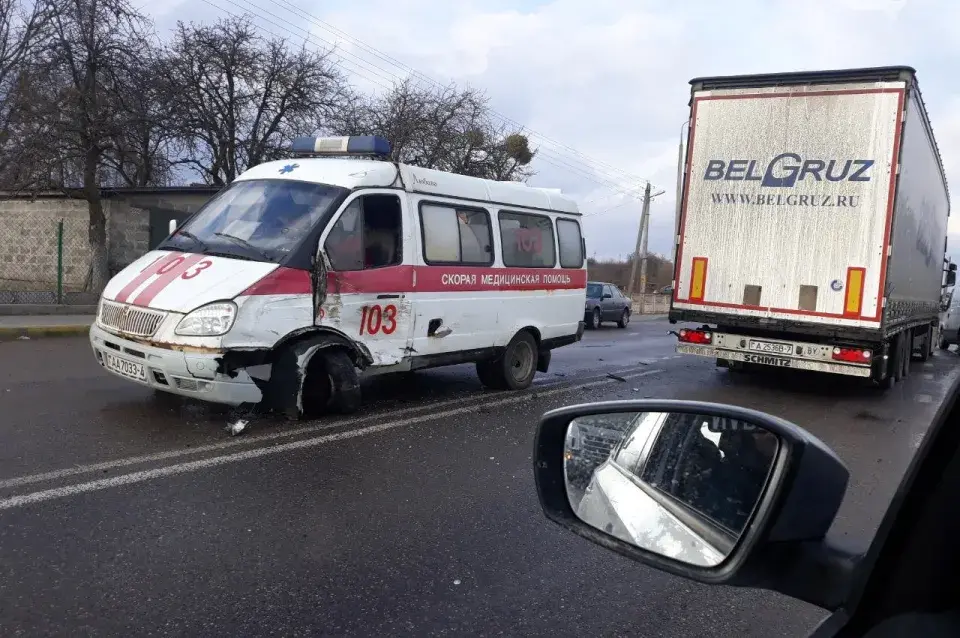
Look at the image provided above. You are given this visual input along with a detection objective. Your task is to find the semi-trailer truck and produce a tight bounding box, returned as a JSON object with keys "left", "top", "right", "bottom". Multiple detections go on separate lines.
{"left": 668, "top": 66, "right": 956, "bottom": 388}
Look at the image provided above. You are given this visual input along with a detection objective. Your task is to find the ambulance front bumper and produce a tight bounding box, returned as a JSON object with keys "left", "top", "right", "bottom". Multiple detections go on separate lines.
{"left": 89, "top": 323, "right": 263, "bottom": 405}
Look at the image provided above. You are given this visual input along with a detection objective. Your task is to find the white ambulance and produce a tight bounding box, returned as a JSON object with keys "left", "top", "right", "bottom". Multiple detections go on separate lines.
{"left": 89, "top": 136, "right": 588, "bottom": 418}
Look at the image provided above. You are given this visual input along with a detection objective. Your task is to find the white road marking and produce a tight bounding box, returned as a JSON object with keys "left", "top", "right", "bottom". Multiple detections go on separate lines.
{"left": 916, "top": 394, "right": 933, "bottom": 403}
{"left": 0, "top": 369, "right": 662, "bottom": 509}
{"left": 924, "top": 373, "right": 934, "bottom": 381}
{"left": 0, "top": 364, "right": 648, "bottom": 491}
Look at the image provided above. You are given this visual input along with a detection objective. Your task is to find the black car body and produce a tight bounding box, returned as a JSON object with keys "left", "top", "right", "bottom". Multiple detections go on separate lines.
{"left": 585, "top": 281, "right": 632, "bottom": 329}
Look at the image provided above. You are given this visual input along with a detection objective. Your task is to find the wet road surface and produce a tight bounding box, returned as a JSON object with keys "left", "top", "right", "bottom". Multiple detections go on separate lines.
{"left": 0, "top": 319, "right": 957, "bottom": 636}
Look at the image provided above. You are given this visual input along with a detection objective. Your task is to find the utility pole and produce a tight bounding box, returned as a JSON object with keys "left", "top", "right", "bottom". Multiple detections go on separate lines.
{"left": 627, "top": 183, "right": 651, "bottom": 297}
{"left": 627, "top": 183, "right": 664, "bottom": 296}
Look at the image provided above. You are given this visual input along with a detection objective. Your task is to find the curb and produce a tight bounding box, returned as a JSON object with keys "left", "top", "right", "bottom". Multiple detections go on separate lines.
{"left": 0, "top": 304, "right": 98, "bottom": 316}
{"left": 0, "top": 324, "right": 92, "bottom": 340}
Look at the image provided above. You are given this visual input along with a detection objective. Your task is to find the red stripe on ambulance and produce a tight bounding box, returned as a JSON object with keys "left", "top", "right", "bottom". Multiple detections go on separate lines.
{"left": 242, "top": 266, "right": 587, "bottom": 296}
{"left": 113, "top": 252, "right": 179, "bottom": 303}
{"left": 130, "top": 253, "right": 208, "bottom": 307}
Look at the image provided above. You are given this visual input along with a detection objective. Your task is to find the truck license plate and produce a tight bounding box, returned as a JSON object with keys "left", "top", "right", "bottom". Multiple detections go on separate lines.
{"left": 748, "top": 340, "right": 793, "bottom": 355}
{"left": 104, "top": 352, "right": 146, "bottom": 381}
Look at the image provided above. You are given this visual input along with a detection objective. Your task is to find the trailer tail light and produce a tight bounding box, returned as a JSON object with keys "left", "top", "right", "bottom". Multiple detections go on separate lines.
{"left": 832, "top": 347, "right": 872, "bottom": 363}
{"left": 679, "top": 328, "right": 712, "bottom": 345}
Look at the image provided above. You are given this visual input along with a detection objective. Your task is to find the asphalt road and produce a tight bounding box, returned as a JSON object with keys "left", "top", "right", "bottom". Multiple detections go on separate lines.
{"left": 0, "top": 318, "right": 957, "bottom": 637}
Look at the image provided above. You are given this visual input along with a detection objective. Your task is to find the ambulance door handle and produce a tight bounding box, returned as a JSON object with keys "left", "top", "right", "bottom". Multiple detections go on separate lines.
{"left": 377, "top": 294, "right": 401, "bottom": 299}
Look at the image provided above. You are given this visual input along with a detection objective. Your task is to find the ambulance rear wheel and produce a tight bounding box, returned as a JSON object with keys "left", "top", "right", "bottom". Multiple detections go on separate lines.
{"left": 478, "top": 331, "right": 538, "bottom": 391}
{"left": 476, "top": 359, "right": 505, "bottom": 390}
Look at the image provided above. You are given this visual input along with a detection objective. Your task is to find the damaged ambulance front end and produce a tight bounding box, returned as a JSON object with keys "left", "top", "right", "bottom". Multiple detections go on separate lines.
{"left": 89, "top": 173, "right": 372, "bottom": 420}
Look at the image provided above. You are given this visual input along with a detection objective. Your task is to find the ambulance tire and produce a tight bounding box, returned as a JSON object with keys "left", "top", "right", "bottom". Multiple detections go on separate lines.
{"left": 269, "top": 343, "right": 361, "bottom": 419}
{"left": 476, "top": 359, "right": 506, "bottom": 390}
{"left": 478, "top": 331, "right": 539, "bottom": 391}
{"left": 310, "top": 349, "right": 362, "bottom": 416}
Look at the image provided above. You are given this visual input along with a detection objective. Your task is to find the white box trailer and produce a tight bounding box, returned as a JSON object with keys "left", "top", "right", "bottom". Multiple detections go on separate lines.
{"left": 668, "top": 66, "right": 956, "bottom": 388}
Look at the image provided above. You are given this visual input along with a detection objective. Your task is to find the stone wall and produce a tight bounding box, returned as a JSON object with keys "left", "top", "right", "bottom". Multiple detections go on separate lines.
{"left": 0, "top": 188, "right": 218, "bottom": 304}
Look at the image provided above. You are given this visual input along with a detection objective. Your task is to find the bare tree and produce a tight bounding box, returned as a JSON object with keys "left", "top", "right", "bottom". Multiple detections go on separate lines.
{"left": 0, "top": 0, "right": 55, "bottom": 189}
{"left": 334, "top": 79, "right": 535, "bottom": 181}
{"left": 22, "top": 0, "right": 151, "bottom": 291}
{"left": 101, "top": 52, "right": 179, "bottom": 187}
{"left": 166, "top": 15, "right": 349, "bottom": 186}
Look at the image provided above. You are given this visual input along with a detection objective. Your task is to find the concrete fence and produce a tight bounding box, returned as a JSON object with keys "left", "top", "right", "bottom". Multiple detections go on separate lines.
{"left": 0, "top": 188, "right": 219, "bottom": 305}
{"left": 631, "top": 293, "right": 671, "bottom": 315}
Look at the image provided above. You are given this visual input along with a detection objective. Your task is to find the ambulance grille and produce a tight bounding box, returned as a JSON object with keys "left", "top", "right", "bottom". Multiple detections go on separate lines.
{"left": 98, "top": 300, "right": 166, "bottom": 337}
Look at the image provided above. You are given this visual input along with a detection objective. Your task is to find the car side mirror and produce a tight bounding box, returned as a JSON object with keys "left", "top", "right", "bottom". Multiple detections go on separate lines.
{"left": 947, "top": 270, "right": 956, "bottom": 287}
{"left": 534, "top": 400, "right": 854, "bottom": 610}
{"left": 602, "top": 293, "right": 612, "bottom": 299}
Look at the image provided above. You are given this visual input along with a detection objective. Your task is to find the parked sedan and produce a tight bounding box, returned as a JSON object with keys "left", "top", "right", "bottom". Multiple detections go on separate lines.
{"left": 585, "top": 281, "right": 631, "bottom": 329}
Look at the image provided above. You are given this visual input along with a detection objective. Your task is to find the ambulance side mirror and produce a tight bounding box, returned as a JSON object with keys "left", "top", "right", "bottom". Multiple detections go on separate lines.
{"left": 168, "top": 219, "right": 178, "bottom": 235}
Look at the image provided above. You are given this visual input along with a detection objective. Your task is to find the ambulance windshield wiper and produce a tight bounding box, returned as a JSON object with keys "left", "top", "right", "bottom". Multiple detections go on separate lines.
{"left": 213, "top": 232, "right": 272, "bottom": 261}
{"left": 172, "top": 229, "right": 208, "bottom": 253}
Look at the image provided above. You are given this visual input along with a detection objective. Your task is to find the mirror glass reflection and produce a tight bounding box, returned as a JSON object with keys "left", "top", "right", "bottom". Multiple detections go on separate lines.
{"left": 563, "top": 411, "right": 779, "bottom": 567}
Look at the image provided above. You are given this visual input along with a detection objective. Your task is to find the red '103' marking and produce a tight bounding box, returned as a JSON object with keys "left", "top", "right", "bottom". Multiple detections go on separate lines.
{"left": 181, "top": 259, "right": 213, "bottom": 280}
{"left": 359, "top": 304, "right": 397, "bottom": 335}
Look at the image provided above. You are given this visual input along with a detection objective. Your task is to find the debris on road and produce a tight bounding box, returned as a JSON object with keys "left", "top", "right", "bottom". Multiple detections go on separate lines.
{"left": 606, "top": 373, "right": 627, "bottom": 382}
{"left": 225, "top": 419, "right": 249, "bottom": 436}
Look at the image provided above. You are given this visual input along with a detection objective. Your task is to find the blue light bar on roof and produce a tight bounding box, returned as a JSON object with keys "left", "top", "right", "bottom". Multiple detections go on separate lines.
{"left": 290, "top": 135, "right": 392, "bottom": 156}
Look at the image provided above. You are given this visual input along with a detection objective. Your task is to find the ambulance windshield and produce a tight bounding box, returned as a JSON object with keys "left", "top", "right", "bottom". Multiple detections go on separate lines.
{"left": 161, "top": 179, "right": 346, "bottom": 263}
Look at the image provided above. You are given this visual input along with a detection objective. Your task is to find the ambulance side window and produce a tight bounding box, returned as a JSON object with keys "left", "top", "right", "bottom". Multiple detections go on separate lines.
{"left": 324, "top": 194, "right": 403, "bottom": 271}
{"left": 556, "top": 219, "right": 584, "bottom": 268}
{"left": 419, "top": 202, "right": 494, "bottom": 265}
{"left": 499, "top": 211, "right": 556, "bottom": 268}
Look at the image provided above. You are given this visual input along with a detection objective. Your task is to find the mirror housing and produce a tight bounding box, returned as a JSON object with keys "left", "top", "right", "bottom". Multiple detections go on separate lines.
{"left": 534, "top": 400, "right": 857, "bottom": 610}
{"left": 602, "top": 293, "right": 612, "bottom": 299}
{"left": 947, "top": 270, "right": 956, "bottom": 287}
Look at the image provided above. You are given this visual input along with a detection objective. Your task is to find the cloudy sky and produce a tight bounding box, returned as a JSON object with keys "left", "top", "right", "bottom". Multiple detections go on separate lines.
{"left": 143, "top": 0, "right": 960, "bottom": 262}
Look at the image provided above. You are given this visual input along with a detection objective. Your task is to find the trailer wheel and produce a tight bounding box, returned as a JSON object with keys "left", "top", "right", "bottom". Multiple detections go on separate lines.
{"left": 901, "top": 331, "right": 912, "bottom": 379}
{"left": 918, "top": 325, "right": 932, "bottom": 362}
{"left": 879, "top": 334, "right": 902, "bottom": 390}
{"left": 892, "top": 333, "right": 905, "bottom": 383}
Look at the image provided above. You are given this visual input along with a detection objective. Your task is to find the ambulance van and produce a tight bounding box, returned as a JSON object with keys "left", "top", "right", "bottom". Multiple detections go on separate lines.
{"left": 89, "top": 136, "right": 588, "bottom": 419}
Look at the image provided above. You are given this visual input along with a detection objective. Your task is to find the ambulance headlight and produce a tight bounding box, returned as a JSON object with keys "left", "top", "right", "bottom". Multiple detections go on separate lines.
{"left": 175, "top": 302, "right": 238, "bottom": 336}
